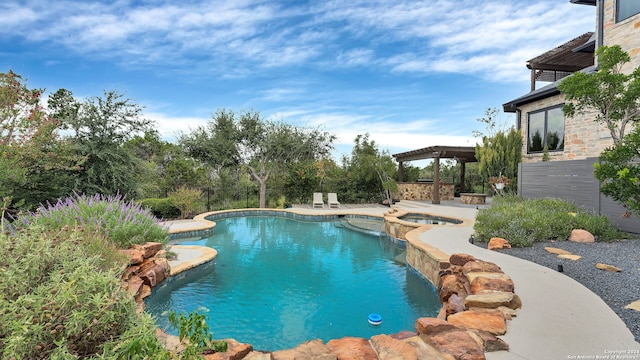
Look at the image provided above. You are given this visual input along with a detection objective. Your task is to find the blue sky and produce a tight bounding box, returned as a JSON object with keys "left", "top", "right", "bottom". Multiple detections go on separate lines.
{"left": 1, "top": 0, "right": 594, "bottom": 161}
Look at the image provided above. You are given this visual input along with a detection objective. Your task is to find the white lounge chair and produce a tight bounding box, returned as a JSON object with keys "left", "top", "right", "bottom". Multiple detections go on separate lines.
{"left": 313, "top": 192, "right": 324, "bottom": 208}
{"left": 328, "top": 193, "right": 340, "bottom": 208}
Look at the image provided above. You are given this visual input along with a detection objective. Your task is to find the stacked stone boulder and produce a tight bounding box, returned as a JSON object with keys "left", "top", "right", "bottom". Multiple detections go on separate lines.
{"left": 120, "top": 242, "right": 171, "bottom": 312}
{"left": 487, "top": 237, "right": 511, "bottom": 250}
{"left": 425, "top": 253, "right": 520, "bottom": 357}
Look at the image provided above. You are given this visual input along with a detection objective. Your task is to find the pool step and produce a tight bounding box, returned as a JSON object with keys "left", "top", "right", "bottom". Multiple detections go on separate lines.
{"left": 336, "top": 218, "right": 384, "bottom": 235}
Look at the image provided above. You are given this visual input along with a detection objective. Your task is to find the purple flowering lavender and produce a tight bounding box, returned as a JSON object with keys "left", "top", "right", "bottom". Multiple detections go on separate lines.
{"left": 9, "top": 192, "right": 168, "bottom": 248}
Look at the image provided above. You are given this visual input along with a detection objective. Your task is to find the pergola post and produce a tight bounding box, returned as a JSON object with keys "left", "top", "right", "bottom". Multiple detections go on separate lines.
{"left": 398, "top": 161, "right": 404, "bottom": 182}
{"left": 459, "top": 161, "right": 466, "bottom": 193}
{"left": 433, "top": 155, "right": 440, "bottom": 205}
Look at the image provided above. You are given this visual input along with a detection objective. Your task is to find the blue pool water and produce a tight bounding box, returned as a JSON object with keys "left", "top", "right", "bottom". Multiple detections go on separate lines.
{"left": 399, "top": 213, "right": 463, "bottom": 225}
{"left": 145, "top": 216, "right": 440, "bottom": 351}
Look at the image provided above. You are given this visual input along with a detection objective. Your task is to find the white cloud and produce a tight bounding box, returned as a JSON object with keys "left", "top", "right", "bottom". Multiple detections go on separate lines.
{"left": 336, "top": 49, "right": 375, "bottom": 66}
{"left": 316, "top": 0, "right": 594, "bottom": 81}
{"left": 4, "top": 0, "right": 594, "bottom": 161}
{"left": 1, "top": 0, "right": 594, "bottom": 83}
{"left": 145, "top": 111, "right": 209, "bottom": 141}
{"left": 0, "top": 3, "right": 38, "bottom": 27}
{"left": 259, "top": 87, "right": 305, "bottom": 102}
{"left": 270, "top": 107, "right": 474, "bottom": 151}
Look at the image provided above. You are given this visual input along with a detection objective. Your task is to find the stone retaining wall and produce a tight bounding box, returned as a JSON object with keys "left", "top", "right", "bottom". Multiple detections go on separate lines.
{"left": 460, "top": 193, "right": 487, "bottom": 205}
{"left": 384, "top": 208, "right": 464, "bottom": 286}
{"left": 397, "top": 182, "right": 455, "bottom": 201}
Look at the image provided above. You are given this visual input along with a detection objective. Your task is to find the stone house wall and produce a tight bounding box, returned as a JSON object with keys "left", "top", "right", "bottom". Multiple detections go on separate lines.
{"left": 602, "top": 0, "right": 640, "bottom": 70}
{"left": 518, "top": 94, "right": 614, "bottom": 163}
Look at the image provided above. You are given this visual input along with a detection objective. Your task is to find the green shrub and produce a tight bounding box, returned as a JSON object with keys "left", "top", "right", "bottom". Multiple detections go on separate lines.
{"left": 0, "top": 226, "right": 169, "bottom": 359}
{"left": 214, "top": 197, "right": 260, "bottom": 210}
{"left": 572, "top": 212, "right": 630, "bottom": 241}
{"left": 11, "top": 193, "right": 168, "bottom": 248}
{"left": 168, "top": 310, "right": 227, "bottom": 358}
{"left": 474, "top": 195, "right": 630, "bottom": 247}
{"left": 105, "top": 314, "right": 172, "bottom": 360}
{"left": 275, "top": 196, "right": 288, "bottom": 209}
{"left": 168, "top": 186, "right": 203, "bottom": 219}
{"left": 140, "top": 198, "right": 182, "bottom": 219}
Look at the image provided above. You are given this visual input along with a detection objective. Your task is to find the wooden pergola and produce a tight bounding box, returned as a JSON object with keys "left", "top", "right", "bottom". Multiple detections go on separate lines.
{"left": 526, "top": 32, "right": 594, "bottom": 91}
{"left": 392, "top": 145, "right": 477, "bottom": 204}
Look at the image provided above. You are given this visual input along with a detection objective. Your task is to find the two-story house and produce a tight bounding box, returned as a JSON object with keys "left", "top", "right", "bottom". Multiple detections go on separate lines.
{"left": 504, "top": 0, "right": 639, "bottom": 162}
{"left": 502, "top": 0, "right": 640, "bottom": 233}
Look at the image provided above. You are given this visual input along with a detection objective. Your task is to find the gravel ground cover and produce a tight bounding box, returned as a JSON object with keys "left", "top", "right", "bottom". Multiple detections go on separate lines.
{"left": 487, "top": 239, "right": 640, "bottom": 342}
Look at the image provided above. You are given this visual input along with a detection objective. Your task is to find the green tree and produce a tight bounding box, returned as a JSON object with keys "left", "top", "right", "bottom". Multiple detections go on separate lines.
{"left": 559, "top": 46, "right": 640, "bottom": 217}
{"left": 1, "top": 70, "right": 46, "bottom": 144}
{"left": 178, "top": 109, "right": 242, "bottom": 205}
{"left": 163, "top": 155, "right": 208, "bottom": 192}
{"left": 285, "top": 160, "right": 324, "bottom": 203}
{"left": 180, "top": 108, "right": 240, "bottom": 170}
{"left": 558, "top": 45, "right": 640, "bottom": 146}
{"left": 237, "top": 111, "right": 335, "bottom": 208}
{"left": 343, "top": 134, "right": 397, "bottom": 203}
{"left": 594, "top": 127, "right": 640, "bottom": 217}
{"left": 124, "top": 130, "right": 166, "bottom": 162}
{"left": 180, "top": 109, "right": 335, "bottom": 208}
{"left": 49, "top": 89, "right": 154, "bottom": 198}
{"left": 125, "top": 132, "right": 208, "bottom": 198}
{"left": 0, "top": 72, "right": 82, "bottom": 210}
{"left": 472, "top": 107, "right": 511, "bottom": 138}
{"left": 474, "top": 108, "right": 522, "bottom": 193}
{"left": 401, "top": 163, "right": 421, "bottom": 183}
{"left": 121, "top": 131, "right": 164, "bottom": 198}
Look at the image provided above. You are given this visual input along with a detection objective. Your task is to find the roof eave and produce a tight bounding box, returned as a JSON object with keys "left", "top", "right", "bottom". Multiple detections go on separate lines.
{"left": 570, "top": 0, "right": 596, "bottom": 5}
{"left": 503, "top": 64, "right": 598, "bottom": 113}
{"left": 503, "top": 86, "right": 561, "bottom": 113}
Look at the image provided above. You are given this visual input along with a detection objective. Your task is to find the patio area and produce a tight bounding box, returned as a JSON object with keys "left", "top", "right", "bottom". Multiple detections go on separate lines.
{"left": 291, "top": 198, "right": 491, "bottom": 211}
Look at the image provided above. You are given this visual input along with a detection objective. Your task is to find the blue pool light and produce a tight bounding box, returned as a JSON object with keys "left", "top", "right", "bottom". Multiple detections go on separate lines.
{"left": 368, "top": 313, "right": 382, "bottom": 326}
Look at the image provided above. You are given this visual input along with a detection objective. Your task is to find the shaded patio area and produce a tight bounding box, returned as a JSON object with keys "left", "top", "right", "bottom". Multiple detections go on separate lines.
{"left": 392, "top": 145, "right": 477, "bottom": 204}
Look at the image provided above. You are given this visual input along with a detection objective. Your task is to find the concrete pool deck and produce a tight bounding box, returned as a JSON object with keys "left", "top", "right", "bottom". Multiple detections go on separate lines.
{"left": 161, "top": 201, "right": 640, "bottom": 359}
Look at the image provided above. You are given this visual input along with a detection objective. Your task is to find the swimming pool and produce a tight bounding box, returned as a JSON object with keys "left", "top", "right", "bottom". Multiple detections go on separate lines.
{"left": 145, "top": 215, "right": 441, "bottom": 351}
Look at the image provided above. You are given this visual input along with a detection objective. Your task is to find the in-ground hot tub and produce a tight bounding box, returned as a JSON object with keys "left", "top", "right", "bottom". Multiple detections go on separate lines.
{"left": 399, "top": 213, "right": 463, "bottom": 225}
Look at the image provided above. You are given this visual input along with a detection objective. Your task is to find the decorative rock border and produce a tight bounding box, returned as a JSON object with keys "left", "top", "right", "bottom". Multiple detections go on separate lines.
{"left": 120, "top": 242, "right": 171, "bottom": 312}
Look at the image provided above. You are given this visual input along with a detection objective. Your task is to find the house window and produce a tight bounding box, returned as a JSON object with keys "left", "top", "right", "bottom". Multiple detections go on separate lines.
{"left": 527, "top": 106, "right": 564, "bottom": 153}
{"left": 617, "top": 0, "right": 640, "bottom": 22}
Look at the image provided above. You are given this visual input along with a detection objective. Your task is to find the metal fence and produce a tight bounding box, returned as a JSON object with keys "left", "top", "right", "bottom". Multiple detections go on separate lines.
{"left": 148, "top": 187, "right": 258, "bottom": 214}
{"left": 517, "top": 158, "right": 640, "bottom": 234}
{"left": 148, "top": 184, "right": 295, "bottom": 215}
